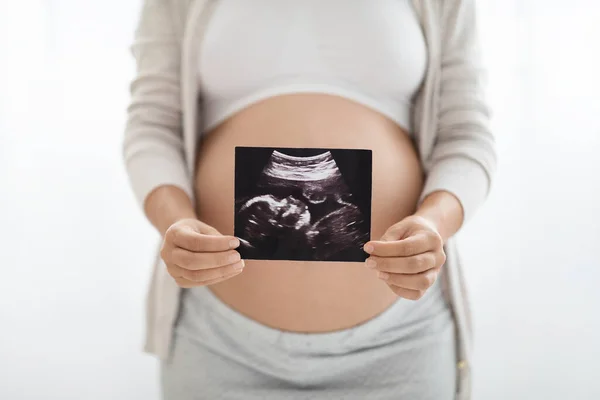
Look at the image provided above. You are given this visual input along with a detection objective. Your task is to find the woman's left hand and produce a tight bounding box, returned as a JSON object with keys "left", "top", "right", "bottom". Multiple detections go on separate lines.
{"left": 363, "top": 215, "right": 446, "bottom": 300}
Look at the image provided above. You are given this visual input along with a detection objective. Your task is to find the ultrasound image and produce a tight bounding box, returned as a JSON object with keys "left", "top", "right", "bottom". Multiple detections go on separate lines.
{"left": 234, "top": 147, "right": 372, "bottom": 262}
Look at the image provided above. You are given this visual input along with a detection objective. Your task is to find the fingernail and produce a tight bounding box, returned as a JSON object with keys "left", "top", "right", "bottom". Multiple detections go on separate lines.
{"left": 229, "top": 238, "right": 240, "bottom": 248}
{"left": 377, "top": 271, "right": 390, "bottom": 281}
{"left": 366, "top": 259, "right": 377, "bottom": 269}
{"left": 229, "top": 253, "right": 241, "bottom": 264}
{"left": 364, "top": 244, "right": 374, "bottom": 254}
{"left": 233, "top": 260, "right": 245, "bottom": 270}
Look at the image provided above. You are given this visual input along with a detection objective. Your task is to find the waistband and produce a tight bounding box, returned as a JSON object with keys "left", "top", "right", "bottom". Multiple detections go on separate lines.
{"left": 179, "top": 276, "right": 447, "bottom": 355}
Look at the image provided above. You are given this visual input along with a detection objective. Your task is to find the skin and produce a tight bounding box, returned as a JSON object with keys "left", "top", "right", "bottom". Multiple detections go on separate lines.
{"left": 154, "top": 190, "right": 462, "bottom": 296}
{"left": 364, "top": 192, "right": 463, "bottom": 301}
{"left": 146, "top": 187, "right": 245, "bottom": 286}
{"left": 146, "top": 94, "right": 464, "bottom": 332}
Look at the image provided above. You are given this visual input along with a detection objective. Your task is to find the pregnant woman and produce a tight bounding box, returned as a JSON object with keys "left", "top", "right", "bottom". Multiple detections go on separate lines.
{"left": 123, "top": 1, "right": 496, "bottom": 399}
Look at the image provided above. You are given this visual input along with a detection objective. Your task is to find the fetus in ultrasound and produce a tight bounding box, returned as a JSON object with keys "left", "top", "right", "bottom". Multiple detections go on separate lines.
{"left": 234, "top": 147, "right": 372, "bottom": 262}
{"left": 236, "top": 194, "right": 315, "bottom": 259}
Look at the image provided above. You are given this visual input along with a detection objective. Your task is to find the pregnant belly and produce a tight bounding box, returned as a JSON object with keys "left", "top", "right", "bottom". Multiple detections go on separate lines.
{"left": 194, "top": 94, "right": 424, "bottom": 332}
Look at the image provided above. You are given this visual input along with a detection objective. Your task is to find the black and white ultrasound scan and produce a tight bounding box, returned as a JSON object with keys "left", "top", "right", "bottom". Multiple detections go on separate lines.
{"left": 234, "top": 147, "right": 372, "bottom": 262}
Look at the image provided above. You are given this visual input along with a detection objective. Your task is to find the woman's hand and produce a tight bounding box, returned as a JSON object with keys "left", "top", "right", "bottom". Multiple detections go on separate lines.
{"left": 363, "top": 215, "right": 446, "bottom": 300}
{"left": 160, "top": 218, "right": 245, "bottom": 288}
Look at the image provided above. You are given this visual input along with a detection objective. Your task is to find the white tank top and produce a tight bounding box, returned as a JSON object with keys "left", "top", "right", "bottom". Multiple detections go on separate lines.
{"left": 198, "top": 0, "right": 428, "bottom": 133}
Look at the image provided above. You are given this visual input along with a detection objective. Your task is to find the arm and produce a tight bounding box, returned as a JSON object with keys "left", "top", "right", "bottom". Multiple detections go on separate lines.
{"left": 418, "top": 0, "right": 497, "bottom": 233}
{"left": 415, "top": 190, "right": 463, "bottom": 243}
{"left": 364, "top": 0, "right": 497, "bottom": 298}
{"left": 145, "top": 186, "right": 197, "bottom": 236}
{"left": 123, "top": 0, "right": 195, "bottom": 236}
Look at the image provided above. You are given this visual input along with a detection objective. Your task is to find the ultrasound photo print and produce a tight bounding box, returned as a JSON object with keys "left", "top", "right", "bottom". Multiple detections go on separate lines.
{"left": 234, "top": 147, "right": 372, "bottom": 262}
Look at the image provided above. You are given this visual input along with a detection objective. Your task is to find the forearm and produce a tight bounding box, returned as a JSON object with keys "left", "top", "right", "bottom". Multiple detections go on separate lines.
{"left": 414, "top": 190, "right": 464, "bottom": 243}
{"left": 144, "top": 185, "right": 197, "bottom": 236}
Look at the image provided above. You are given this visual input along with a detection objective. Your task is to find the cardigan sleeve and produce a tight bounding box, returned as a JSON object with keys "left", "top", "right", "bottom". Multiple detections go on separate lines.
{"left": 122, "top": 0, "right": 194, "bottom": 209}
{"left": 419, "top": 0, "right": 497, "bottom": 223}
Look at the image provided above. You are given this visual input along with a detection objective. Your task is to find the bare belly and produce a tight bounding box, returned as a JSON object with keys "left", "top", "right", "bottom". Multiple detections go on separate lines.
{"left": 194, "top": 94, "right": 424, "bottom": 332}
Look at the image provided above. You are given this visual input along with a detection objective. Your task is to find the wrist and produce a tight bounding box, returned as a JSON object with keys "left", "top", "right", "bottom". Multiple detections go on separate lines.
{"left": 414, "top": 191, "right": 464, "bottom": 242}
{"left": 144, "top": 185, "right": 198, "bottom": 236}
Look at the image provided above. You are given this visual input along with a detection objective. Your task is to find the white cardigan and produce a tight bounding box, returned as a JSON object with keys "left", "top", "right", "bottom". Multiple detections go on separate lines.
{"left": 123, "top": 1, "right": 496, "bottom": 399}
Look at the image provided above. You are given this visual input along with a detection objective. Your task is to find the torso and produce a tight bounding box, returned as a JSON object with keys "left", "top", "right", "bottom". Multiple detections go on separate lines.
{"left": 190, "top": 0, "right": 428, "bottom": 332}
{"left": 194, "top": 94, "right": 424, "bottom": 331}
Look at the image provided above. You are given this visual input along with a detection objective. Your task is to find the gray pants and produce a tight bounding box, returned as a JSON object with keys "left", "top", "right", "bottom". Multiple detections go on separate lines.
{"left": 161, "top": 279, "right": 457, "bottom": 400}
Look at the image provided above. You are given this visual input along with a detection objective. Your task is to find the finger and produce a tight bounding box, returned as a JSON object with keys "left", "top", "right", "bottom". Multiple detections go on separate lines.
{"left": 166, "top": 263, "right": 186, "bottom": 278}
{"left": 365, "top": 231, "right": 440, "bottom": 257}
{"left": 170, "top": 248, "right": 241, "bottom": 270}
{"left": 174, "top": 267, "right": 243, "bottom": 288}
{"left": 182, "top": 260, "right": 245, "bottom": 282}
{"left": 199, "top": 273, "right": 243, "bottom": 286}
{"left": 167, "top": 226, "right": 239, "bottom": 252}
{"left": 174, "top": 277, "right": 197, "bottom": 288}
{"left": 387, "top": 285, "right": 425, "bottom": 301}
{"left": 377, "top": 268, "right": 439, "bottom": 291}
{"left": 366, "top": 252, "right": 437, "bottom": 274}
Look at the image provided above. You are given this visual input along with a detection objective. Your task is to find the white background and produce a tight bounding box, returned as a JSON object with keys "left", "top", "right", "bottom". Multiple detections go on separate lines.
{"left": 1, "top": 0, "right": 599, "bottom": 399}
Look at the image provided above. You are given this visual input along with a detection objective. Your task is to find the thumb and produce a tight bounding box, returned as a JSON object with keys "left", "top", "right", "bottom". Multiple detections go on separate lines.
{"left": 379, "top": 220, "right": 410, "bottom": 242}
{"left": 183, "top": 219, "right": 222, "bottom": 236}
{"left": 198, "top": 222, "right": 222, "bottom": 236}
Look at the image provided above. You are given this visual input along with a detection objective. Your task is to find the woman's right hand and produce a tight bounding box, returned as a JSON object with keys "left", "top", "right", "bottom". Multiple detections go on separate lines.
{"left": 160, "top": 218, "right": 244, "bottom": 288}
